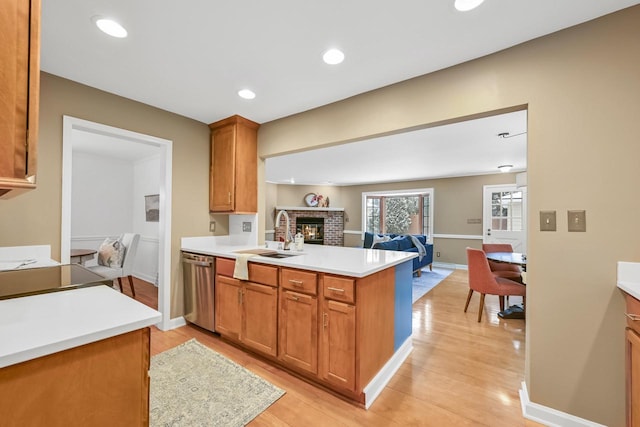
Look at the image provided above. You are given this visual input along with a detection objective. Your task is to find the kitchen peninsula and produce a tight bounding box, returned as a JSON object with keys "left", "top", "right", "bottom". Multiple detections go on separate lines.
{"left": 181, "top": 236, "right": 417, "bottom": 407}
{"left": 0, "top": 278, "right": 161, "bottom": 426}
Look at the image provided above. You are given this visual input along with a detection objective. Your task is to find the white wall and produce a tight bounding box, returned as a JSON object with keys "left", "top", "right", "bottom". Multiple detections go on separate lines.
{"left": 71, "top": 152, "right": 160, "bottom": 284}
{"left": 71, "top": 152, "right": 133, "bottom": 237}
{"left": 132, "top": 155, "right": 160, "bottom": 284}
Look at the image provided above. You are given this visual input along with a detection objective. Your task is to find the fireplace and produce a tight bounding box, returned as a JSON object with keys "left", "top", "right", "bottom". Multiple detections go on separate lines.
{"left": 296, "top": 217, "right": 324, "bottom": 245}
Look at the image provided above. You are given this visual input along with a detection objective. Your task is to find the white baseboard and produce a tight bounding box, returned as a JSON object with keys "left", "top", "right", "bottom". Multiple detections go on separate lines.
{"left": 159, "top": 316, "right": 187, "bottom": 331}
{"left": 519, "top": 382, "right": 606, "bottom": 427}
{"left": 363, "top": 336, "right": 413, "bottom": 409}
{"left": 133, "top": 271, "right": 157, "bottom": 285}
{"left": 432, "top": 261, "right": 467, "bottom": 270}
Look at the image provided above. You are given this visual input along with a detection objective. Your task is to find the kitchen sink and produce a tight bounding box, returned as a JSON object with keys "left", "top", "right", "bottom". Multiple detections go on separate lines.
{"left": 259, "top": 252, "right": 302, "bottom": 259}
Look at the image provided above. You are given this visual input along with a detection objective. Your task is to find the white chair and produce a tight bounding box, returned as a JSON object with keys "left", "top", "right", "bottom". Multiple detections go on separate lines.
{"left": 89, "top": 233, "right": 140, "bottom": 297}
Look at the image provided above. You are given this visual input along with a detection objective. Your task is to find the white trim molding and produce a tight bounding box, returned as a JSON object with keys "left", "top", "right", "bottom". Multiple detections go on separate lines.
{"left": 433, "top": 261, "right": 467, "bottom": 270}
{"left": 275, "top": 206, "right": 344, "bottom": 212}
{"left": 432, "top": 234, "right": 483, "bottom": 240}
{"left": 363, "top": 336, "right": 413, "bottom": 409}
{"left": 343, "top": 230, "right": 362, "bottom": 235}
{"left": 519, "top": 382, "right": 606, "bottom": 427}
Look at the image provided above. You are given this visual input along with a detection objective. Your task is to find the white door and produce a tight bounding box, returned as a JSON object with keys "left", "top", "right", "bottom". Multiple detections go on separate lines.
{"left": 483, "top": 184, "right": 527, "bottom": 252}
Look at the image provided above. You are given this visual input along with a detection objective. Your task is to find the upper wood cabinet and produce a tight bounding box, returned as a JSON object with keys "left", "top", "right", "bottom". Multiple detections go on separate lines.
{"left": 208, "top": 115, "right": 259, "bottom": 213}
{"left": 0, "top": 0, "right": 40, "bottom": 199}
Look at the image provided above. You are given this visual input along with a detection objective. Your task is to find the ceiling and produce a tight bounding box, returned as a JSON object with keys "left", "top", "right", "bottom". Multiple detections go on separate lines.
{"left": 42, "top": 1, "right": 638, "bottom": 183}
{"left": 266, "top": 109, "right": 527, "bottom": 186}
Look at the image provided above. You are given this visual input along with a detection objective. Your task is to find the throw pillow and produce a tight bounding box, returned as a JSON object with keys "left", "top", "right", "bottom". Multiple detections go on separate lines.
{"left": 370, "top": 234, "right": 391, "bottom": 248}
{"left": 97, "top": 237, "right": 126, "bottom": 268}
{"left": 372, "top": 240, "right": 400, "bottom": 251}
{"left": 392, "top": 235, "right": 414, "bottom": 251}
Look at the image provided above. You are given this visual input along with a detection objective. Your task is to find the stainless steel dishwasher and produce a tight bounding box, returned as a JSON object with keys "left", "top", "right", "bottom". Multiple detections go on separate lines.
{"left": 182, "top": 252, "right": 215, "bottom": 332}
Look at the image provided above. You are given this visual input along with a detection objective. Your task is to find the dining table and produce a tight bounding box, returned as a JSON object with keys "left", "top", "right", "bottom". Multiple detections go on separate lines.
{"left": 485, "top": 251, "right": 527, "bottom": 319}
{"left": 70, "top": 249, "right": 97, "bottom": 266}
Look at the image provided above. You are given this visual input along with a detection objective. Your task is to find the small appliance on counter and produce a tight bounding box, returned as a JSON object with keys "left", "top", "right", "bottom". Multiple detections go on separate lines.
{"left": 0, "top": 264, "right": 112, "bottom": 300}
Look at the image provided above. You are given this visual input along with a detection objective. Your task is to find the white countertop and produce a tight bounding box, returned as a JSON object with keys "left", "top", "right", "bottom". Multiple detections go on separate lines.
{"left": 0, "top": 244, "right": 60, "bottom": 271}
{"left": 0, "top": 285, "right": 161, "bottom": 368}
{"left": 618, "top": 262, "right": 640, "bottom": 300}
{"left": 181, "top": 237, "right": 417, "bottom": 277}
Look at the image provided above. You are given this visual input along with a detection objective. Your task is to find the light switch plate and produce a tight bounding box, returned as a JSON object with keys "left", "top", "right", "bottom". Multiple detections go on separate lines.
{"left": 242, "top": 221, "right": 252, "bottom": 232}
{"left": 567, "top": 210, "right": 586, "bottom": 232}
{"left": 540, "top": 210, "right": 556, "bottom": 231}
{"left": 209, "top": 221, "right": 216, "bottom": 232}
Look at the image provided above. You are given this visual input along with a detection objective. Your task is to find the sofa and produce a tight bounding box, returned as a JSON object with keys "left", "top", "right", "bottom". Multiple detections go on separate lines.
{"left": 363, "top": 232, "right": 434, "bottom": 276}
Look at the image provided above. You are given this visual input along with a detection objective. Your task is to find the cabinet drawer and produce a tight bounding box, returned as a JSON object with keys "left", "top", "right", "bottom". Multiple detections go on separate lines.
{"left": 281, "top": 268, "right": 317, "bottom": 295}
{"left": 626, "top": 293, "right": 640, "bottom": 336}
{"left": 215, "top": 258, "right": 278, "bottom": 286}
{"left": 216, "top": 257, "right": 235, "bottom": 277}
{"left": 248, "top": 263, "right": 278, "bottom": 287}
{"left": 323, "top": 275, "right": 355, "bottom": 303}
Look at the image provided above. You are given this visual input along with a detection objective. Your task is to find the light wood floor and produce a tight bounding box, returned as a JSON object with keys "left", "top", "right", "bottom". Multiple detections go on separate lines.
{"left": 127, "top": 271, "right": 542, "bottom": 426}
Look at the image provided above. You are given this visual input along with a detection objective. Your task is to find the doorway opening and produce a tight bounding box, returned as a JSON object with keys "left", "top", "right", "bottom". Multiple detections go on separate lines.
{"left": 61, "top": 116, "right": 173, "bottom": 330}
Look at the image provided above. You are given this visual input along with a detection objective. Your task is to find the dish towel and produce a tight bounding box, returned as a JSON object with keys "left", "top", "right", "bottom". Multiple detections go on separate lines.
{"left": 233, "top": 254, "right": 257, "bottom": 280}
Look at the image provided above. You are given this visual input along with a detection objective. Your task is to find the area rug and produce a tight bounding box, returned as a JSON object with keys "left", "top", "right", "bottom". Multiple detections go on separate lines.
{"left": 149, "top": 338, "right": 285, "bottom": 427}
{"left": 412, "top": 267, "right": 454, "bottom": 303}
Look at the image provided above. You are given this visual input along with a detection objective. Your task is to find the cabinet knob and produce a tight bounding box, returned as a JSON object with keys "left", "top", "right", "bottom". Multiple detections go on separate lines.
{"left": 289, "top": 279, "right": 303, "bottom": 286}
{"left": 323, "top": 312, "right": 328, "bottom": 328}
{"left": 327, "top": 287, "right": 345, "bottom": 293}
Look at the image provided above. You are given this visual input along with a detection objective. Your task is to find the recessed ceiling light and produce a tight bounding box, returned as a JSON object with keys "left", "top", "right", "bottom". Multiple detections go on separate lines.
{"left": 323, "top": 48, "right": 345, "bottom": 65}
{"left": 92, "top": 16, "right": 128, "bottom": 38}
{"left": 498, "top": 164, "right": 513, "bottom": 173}
{"left": 454, "top": 0, "right": 485, "bottom": 12}
{"left": 238, "top": 89, "right": 256, "bottom": 100}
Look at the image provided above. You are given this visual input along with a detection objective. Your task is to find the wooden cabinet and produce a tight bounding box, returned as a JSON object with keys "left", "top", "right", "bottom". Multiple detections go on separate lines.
{"left": 626, "top": 292, "right": 640, "bottom": 427}
{"left": 320, "top": 298, "right": 356, "bottom": 391}
{"left": 279, "top": 268, "right": 318, "bottom": 374}
{"left": 215, "top": 275, "right": 242, "bottom": 340}
{"left": 208, "top": 115, "right": 259, "bottom": 213}
{"left": 215, "top": 258, "right": 278, "bottom": 357}
{"left": 627, "top": 328, "right": 640, "bottom": 427}
{"left": 243, "top": 282, "right": 278, "bottom": 356}
{"left": 214, "top": 257, "right": 397, "bottom": 405}
{"left": 0, "top": 0, "right": 40, "bottom": 198}
{"left": 0, "top": 328, "right": 150, "bottom": 426}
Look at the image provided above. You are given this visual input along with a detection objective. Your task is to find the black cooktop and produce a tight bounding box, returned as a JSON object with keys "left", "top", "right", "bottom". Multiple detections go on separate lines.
{"left": 0, "top": 264, "right": 111, "bottom": 300}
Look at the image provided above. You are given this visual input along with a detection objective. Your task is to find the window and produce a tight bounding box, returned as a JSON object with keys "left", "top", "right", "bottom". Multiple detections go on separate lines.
{"left": 362, "top": 188, "right": 434, "bottom": 241}
{"left": 490, "top": 190, "right": 523, "bottom": 231}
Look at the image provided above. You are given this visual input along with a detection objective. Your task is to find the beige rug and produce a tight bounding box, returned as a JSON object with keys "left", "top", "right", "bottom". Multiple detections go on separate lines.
{"left": 150, "top": 338, "right": 285, "bottom": 426}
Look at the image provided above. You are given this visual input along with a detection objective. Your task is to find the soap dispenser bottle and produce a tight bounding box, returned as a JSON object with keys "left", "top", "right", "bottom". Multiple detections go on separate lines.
{"left": 294, "top": 231, "right": 304, "bottom": 251}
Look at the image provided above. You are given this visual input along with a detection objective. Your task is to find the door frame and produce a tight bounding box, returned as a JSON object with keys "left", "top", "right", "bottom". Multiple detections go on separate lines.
{"left": 482, "top": 183, "right": 527, "bottom": 252}
{"left": 61, "top": 116, "right": 173, "bottom": 331}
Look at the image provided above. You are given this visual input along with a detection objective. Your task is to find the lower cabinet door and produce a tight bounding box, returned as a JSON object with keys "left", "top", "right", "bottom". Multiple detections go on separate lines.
{"left": 279, "top": 290, "right": 318, "bottom": 374}
{"left": 627, "top": 328, "right": 640, "bottom": 427}
{"left": 321, "top": 299, "right": 356, "bottom": 391}
{"left": 242, "top": 282, "right": 278, "bottom": 356}
{"left": 215, "top": 275, "right": 242, "bottom": 340}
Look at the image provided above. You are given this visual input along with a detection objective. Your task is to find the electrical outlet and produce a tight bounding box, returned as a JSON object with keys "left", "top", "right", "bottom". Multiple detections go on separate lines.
{"left": 567, "top": 210, "right": 586, "bottom": 232}
{"left": 539, "top": 210, "right": 556, "bottom": 231}
{"left": 436, "top": 252, "right": 441, "bottom": 257}
{"left": 242, "top": 221, "right": 252, "bottom": 232}
{"left": 209, "top": 221, "right": 216, "bottom": 232}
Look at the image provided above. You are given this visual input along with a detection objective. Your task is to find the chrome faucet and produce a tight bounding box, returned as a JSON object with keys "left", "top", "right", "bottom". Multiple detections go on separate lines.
{"left": 274, "top": 209, "right": 293, "bottom": 250}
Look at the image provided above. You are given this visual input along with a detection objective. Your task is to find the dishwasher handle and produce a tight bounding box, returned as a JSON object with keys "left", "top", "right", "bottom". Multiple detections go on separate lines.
{"left": 182, "top": 253, "right": 213, "bottom": 267}
{"left": 183, "top": 258, "right": 211, "bottom": 267}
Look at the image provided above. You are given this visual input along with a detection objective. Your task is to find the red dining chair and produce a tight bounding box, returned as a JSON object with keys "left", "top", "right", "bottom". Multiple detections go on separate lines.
{"left": 465, "top": 247, "right": 526, "bottom": 322}
{"left": 482, "top": 243, "right": 523, "bottom": 282}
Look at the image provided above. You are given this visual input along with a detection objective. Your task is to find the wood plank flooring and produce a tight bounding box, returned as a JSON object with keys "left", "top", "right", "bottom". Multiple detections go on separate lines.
{"left": 127, "top": 271, "right": 542, "bottom": 426}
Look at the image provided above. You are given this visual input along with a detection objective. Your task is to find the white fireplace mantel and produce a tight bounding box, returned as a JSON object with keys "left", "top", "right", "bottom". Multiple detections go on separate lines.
{"left": 275, "top": 206, "right": 344, "bottom": 212}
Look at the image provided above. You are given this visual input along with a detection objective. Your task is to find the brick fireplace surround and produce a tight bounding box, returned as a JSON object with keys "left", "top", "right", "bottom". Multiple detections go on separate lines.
{"left": 274, "top": 208, "right": 344, "bottom": 246}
